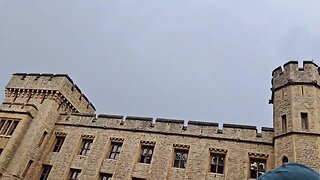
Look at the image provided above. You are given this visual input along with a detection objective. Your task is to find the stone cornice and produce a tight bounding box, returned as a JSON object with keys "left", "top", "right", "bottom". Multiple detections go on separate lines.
{"left": 209, "top": 148, "right": 228, "bottom": 154}
{"left": 248, "top": 152, "right": 269, "bottom": 159}
{"left": 5, "top": 88, "right": 79, "bottom": 113}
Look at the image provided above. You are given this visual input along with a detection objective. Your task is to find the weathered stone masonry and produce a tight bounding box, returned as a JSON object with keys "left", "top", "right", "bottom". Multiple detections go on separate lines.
{"left": 0, "top": 61, "right": 319, "bottom": 180}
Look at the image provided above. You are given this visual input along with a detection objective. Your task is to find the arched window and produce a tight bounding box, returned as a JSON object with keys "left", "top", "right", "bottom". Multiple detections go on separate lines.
{"left": 282, "top": 156, "right": 288, "bottom": 164}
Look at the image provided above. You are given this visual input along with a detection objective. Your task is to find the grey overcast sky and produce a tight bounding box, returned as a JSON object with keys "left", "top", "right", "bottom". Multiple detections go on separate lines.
{"left": 1, "top": 1, "right": 320, "bottom": 128}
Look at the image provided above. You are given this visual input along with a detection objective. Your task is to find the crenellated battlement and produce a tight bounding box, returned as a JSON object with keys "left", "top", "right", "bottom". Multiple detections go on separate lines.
{"left": 56, "top": 113, "right": 274, "bottom": 145}
{"left": 271, "top": 61, "right": 320, "bottom": 89}
{"left": 5, "top": 73, "right": 95, "bottom": 113}
{"left": 270, "top": 61, "right": 320, "bottom": 103}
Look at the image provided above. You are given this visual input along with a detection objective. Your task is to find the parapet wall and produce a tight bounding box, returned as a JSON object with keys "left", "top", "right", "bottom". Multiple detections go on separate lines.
{"left": 5, "top": 73, "right": 95, "bottom": 113}
{"left": 272, "top": 61, "right": 320, "bottom": 90}
{"left": 57, "top": 113, "right": 274, "bottom": 145}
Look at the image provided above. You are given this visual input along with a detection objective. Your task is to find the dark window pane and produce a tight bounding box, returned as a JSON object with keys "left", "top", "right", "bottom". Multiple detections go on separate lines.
{"left": 53, "top": 137, "right": 65, "bottom": 152}
{"left": 40, "top": 165, "right": 52, "bottom": 180}
{"left": 69, "top": 169, "right": 81, "bottom": 180}
{"left": 250, "top": 170, "right": 257, "bottom": 178}
{"left": 210, "top": 154, "right": 225, "bottom": 174}
{"left": 0, "top": 120, "right": 11, "bottom": 135}
{"left": 140, "top": 146, "right": 154, "bottom": 164}
{"left": 7, "top": 121, "right": 19, "bottom": 135}
{"left": 250, "top": 159, "right": 266, "bottom": 179}
{"left": 100, "top": 173, "right": 112, "bottom": 180}
{"left": 217, "top": 166, "right": 224, "bottom": 174}
{"left": 80, "top": 139, "right": 93, "bottom": 156}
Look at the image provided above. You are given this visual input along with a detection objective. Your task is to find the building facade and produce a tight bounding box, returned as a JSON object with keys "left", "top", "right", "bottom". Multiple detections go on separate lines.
{"left": 0, "top": 61, "right": 319, "bottom": 180}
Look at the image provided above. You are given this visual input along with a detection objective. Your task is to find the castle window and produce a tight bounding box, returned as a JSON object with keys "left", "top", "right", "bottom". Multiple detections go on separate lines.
{"left": 38, "top": 131, "right": 48, "bottom": 147}
{"left": 173, "top": 149, "right": 188, "bottom": 168}
{"left": 100, "top": 173, "right": 112, "bottom": 180}
{"left": 22, "top": 160, "right": 33, "bottom": 177}
{"left": 79, "top": 139, "right": 93, "bottom": 156}
{"left": 282, "top": 156, "right": 288, "bottom": 164}
{"left": 132, "top": 178, "right": 146, "bottom": 180}
{"left": 301, "top": 113, "right": 308, "bottom": 129}
{"left": 140, "top": 145, "right": 154, "bottom": 164}
{"left": 52, "top": 136, "right": 65, "bottom": 152}
{"left": 69, "top": 169, "right": 81, "bottom": 180}
{"left": 39, "top": 164, "right": 52, "bottom": 180}
{"left": 109, "top": 142, "right": 122, "bottom": 160}
{"left": 281, "top": 115, "right": 287, "bottom": 133}
{"left": 210, "top": 154, "right": 225, "bottom": 174}
{"left": 0, "top": 119, "right": 19, "bottom": 136}
{"left": 0, "top": 148, "right": 3, "bottom": 155}
{"left": 249, "top": 159, "right": 266, "bottom": 179}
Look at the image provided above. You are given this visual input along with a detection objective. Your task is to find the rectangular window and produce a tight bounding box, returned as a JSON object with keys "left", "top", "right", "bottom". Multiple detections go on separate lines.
{"left": 109, "top": 142, "right": 122, "bottom": 160}
{"left": 38, "top": 131, "right": 48, "bottom": 147}
{"left": 7, "top": 121, "right": 19, "bottom": 135}
{"left": 301, "top": 113, "right": 308, "bottom": 129}
{"left": 140, "top": 145, "right": 154, "bottom": 164}
{"left": 132, "top": 178, "right": 146, "bottom": 180}
{"left": 0, "top": 120, "right": 19, "bottom": 136}
{"left": 39, "top": 165, "right": 52, "bottom": 180}
{"left": 0, "top": 120, "right": 5, "bottom": 130}
{"left": 0, "top": 148, "right": 3, "bottom": 155}
{"left": 250, "top": 159, "right": 266, "bottom": 179}
{"left": 173, "top": 149, "right": 188, "bottom": 168}
{"left": 80, "top": 139, "right": 93, "bottom": 156}
{"left": 100, "top": 173, "right": 112, "bottom": 180}
{"left": 53, "top": 136, "right": 65, "bottom": 152}
{"left": 69, "top": 169, "right": 81, "bottom": 180}
{"left": 281, "top": 115, "right": 287, "bottom": 133}
{"left": 22, "top": 160, "right": 33, "bottom": 177}
{"left": 210, "top": 154, "right": 225, "bottom": 174}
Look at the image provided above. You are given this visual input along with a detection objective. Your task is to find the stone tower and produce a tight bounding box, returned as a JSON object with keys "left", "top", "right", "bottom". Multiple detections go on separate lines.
{"left": 0, "top": 73, "right": 95, "bottom": 179}
{"left": 271, "top": 61, "right": 320, "bottom": 169}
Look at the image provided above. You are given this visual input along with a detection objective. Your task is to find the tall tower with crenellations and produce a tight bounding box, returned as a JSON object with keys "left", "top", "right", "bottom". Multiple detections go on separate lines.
{"left": 0, "top": 73, "right": 95, "bottom": 179}
{"left": 270, "top": 61, "right": 320, "bottom": 170}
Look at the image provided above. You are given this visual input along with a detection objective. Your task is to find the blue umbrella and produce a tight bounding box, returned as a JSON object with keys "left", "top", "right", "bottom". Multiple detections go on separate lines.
{"left": 259, "top": 163, "right": 320, "bottom": 180}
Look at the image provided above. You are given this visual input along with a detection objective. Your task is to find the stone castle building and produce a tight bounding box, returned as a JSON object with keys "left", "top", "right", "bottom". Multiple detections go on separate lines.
{"left": 0, "top": 61, "right": 319, "bottom": 180}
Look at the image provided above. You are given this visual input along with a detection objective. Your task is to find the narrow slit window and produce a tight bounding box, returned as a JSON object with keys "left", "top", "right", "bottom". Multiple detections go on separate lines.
{"left": 38, "top": 131, "right": 48, "bottom": 147}
{"left": 22, "top": 160, "right": 33, "bottom": 177}
{"left": 281, "top": 115, "right": 287, "bottom": 133}
{"left": 301, "top": 113, "right": 308, "bottom": 130}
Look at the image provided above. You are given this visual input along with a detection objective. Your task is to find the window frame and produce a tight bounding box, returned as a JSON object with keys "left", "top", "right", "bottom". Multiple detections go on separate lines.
{"left": 0, "top": 119, "right": 19, "bottom": 136}
{"left": 210, "top": 153, "right": 226, "bottom": 174}
{"left": 301, "top": 112, "right": 308, "bottom": 130}
{"left": 52, "top": 136, "right": 66, "bottom": 152}
{"left": 39, "top": 164, "right": 52, "bottom": 180}
{"left": 79, "top": 139, "right": 93, "bottom": 156}
{"left": 108, "top": 142, "right": 123, "bottom": 160}
{"left": 249, "top": 158, "right": 266, "bottom": 179}
{"left": 139, "top": 145, "right": 154, "bottom": 164}
{"left": 173, "top": 149, "right": 189, "bottom": 169}
{"left": 281, "top": 114, "right": 287, "bottom": 133}
{"left": 69, "top": 169, "right": 81, "bottom": 180}
{"left": 100, "top": 173, "right": 112, "bottom": 180}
